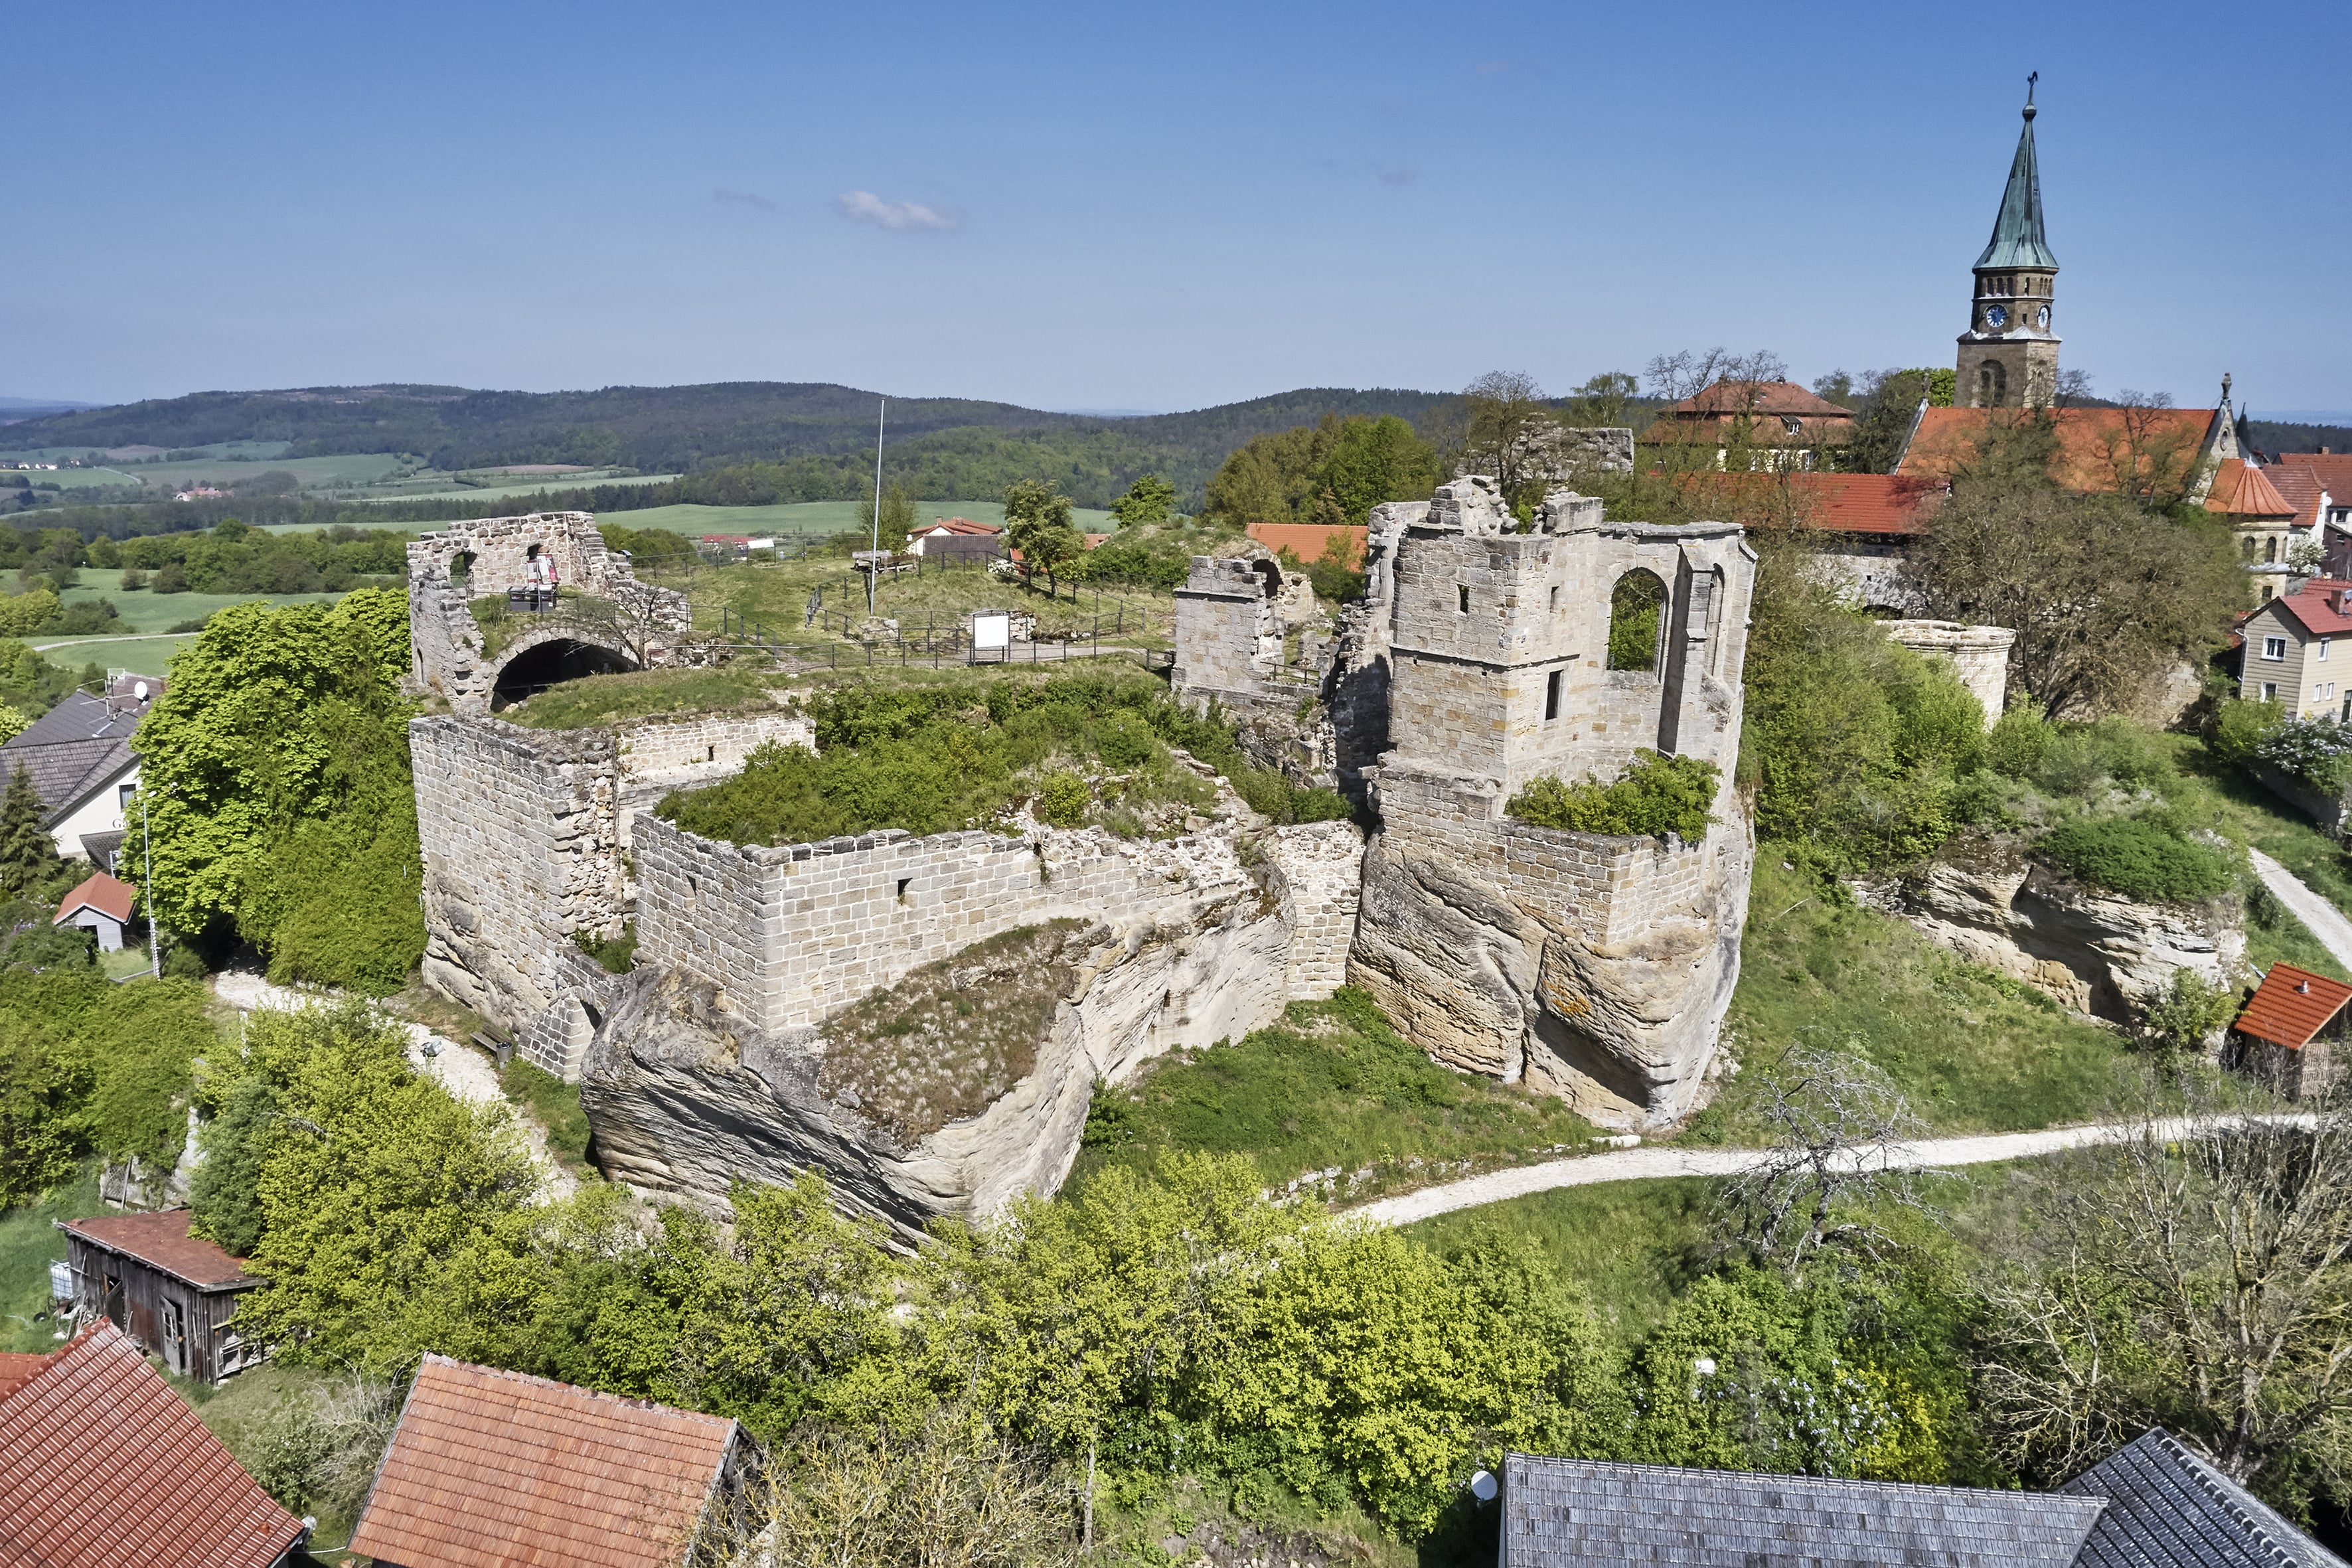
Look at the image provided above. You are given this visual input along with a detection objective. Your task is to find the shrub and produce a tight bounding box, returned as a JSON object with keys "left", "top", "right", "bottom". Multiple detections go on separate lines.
{"left": 2207, "top": 695, "right": 2285, "bottom": 767}
{"left": 1038, "top": 772, "right": 1088, "bottom": 827}
{"left": 573, "top": 923, "right": 637, "bottom": 975}
{"left": 2255, "top": 716, "right": 2352, "bottom": 795}
{"left": 2035, "top": 813, "right": 2232, "bottom": 903}
{"left": 1508, "top": 750, "right": 1717, "bottom": 840}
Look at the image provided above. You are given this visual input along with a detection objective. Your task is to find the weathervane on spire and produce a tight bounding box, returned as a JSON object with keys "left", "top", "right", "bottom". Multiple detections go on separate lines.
{"left": 2025, "top": 72, "right": 2038, "bottom": 119}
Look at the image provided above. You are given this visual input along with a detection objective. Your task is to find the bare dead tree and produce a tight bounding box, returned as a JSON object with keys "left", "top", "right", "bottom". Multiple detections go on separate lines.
{"left": 1644, "top": 349, "right": 1790, "bottom": 406}
{"left": 1973, "top": 1066, "right": 2352, "bottom": 1494}
{"left": 1460, "top": 370, "right": 1556, "bottom": 505}
{"left": 1711, "top": 1037, "right": 1936, "bottom": 1277}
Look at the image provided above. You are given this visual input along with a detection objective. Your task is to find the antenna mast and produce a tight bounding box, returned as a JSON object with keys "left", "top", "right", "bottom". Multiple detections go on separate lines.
{"left": 868, "top": 397, "right": 886, "bottom": 614}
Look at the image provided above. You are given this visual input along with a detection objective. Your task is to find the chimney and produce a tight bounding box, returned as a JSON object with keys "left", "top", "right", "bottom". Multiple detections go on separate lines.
{"left": 2300, "top": 979, "right": 2312, "bottom": 994}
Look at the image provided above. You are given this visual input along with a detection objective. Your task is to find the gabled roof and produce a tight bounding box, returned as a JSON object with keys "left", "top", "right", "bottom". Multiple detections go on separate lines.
{"left": 2234, "top": 963, "right": 2352, "bottom": 1051}
{"left": 2206, "top": 459, "right": 2298, "bottom": 520}
{"left": 2264, "top": 463, "right": 2331, "bottom": 530}
{"left": 2264, "top": 579, "right": 2352, "bottom": 639}
{"left": 350, "top": 1354, "right": 741, "bottom": 1568}
{"left": 1660, "top": 380, "right": 1855, "bottom": 418}
{"left": 0, "top": 1352, "right": 49, "bottom": 1399}
{"left": 919, "top": 516, "right": 1003, "bottom": 536}
{"left": 1501, "top": 1451, "right": 2106, "bottom": 1567}
{"left": 1247, "top": 521, "right": 1368, "bottom": 565}
{"left": 2063, "top": 1428, "right": 2350, "bottom": 1568}
{"left": 1897, "top": 406, "right": 2225, "bottom": 493}
{"left": 1780, "top": 473, "right": 1947, "bottom": 536}
{"left": 55, "top": 869, "right": 135, "bottom": 927}
{"left": 0, "top": 1322, "right": 305, "bottom": 1568}
{"left": 60, "top": 1208, "right": 255, "bottom": 1290}
{"left": 3, "top": 690, "right": 137, "bottom": 750}
{"left": 2277, "top": 453, "right": 2352, "bottom": 507}
{"left": 1976, "top": 102, "right": 2059, "bottom": 270}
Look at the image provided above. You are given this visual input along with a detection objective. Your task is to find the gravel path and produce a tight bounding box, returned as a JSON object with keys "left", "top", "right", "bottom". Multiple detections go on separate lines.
{"left": 1346, "top": 1116, "right": 2310, "bottom": 1228}
{"left": 209, "top": 972, "right": 577, "bottom": 1200}
{"left": 2249, "top": 848, "right": 2352, "bottom": 974}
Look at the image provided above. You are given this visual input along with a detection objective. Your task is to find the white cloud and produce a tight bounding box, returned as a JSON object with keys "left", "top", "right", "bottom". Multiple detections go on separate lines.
{"left": 835, "top": 191, "right": 958, "bottom": 232}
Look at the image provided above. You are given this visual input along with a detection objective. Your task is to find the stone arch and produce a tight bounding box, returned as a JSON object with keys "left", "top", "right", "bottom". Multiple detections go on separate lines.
{"left": 1977, "top": 360, "right": 2007, "bottom": 408}
{"left": 1249, "top": 558, "right": 1283, "bottom": 598}
{"left": 450, "top": 549, "right": 477, "bottom": 584}
{"left": 488, "top": 629, "right": 638, "bottom": 710}
{"left": 1607, "top": 568, "right": 1668, "bottom": 674}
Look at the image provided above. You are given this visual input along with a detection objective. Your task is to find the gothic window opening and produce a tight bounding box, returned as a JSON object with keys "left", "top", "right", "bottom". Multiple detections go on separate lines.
{"left": 1607, "top": 570, "right": 1668, "bottom": 674}
{"left": 1544, "top": 670, "right": 1561, "bottom": 722}
{"left": 1457, "top": 585, "right": 1470, "bottom": 614}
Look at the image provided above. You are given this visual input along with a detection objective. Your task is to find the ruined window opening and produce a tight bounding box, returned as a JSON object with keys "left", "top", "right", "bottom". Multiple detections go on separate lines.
{"left": 1544, "top": 670, "right": 1561, "bottom": 722}
{"left": 450, "top": 550, "right": 476, "bottom": 584}
{"left": 1457, "top": 585, "right": 1470, "bottom": 614}
{"left": 707, "top": 745, "right": 717, "bottom": 761}
{"left": 1606, "top": 570, "right": 1668, "bottom": 674}
{"left": 1548, "top": 585, "right": 1559, "bottom": 613}
{"left": 896, "top": 878, "right": 911, "bottom": 904}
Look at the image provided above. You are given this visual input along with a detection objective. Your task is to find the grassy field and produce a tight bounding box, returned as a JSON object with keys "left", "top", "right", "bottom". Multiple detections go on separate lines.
{"left": 584, "top": 499, "right": 1115, "bottom": 536}
{"left": 1718, "top": 857, "right": 2138, "bottom": 1137}
{"left": 498, "top": 665, "right": 786, "bottom": 729}
{"left": 58, "top": 570, "right": 347, "bottom": 633}
{"left": 0, "top": 1167, "right": 106, "bottom": 1353}
{"left": 343, "top": 468, "right": 679, "bottom": 503}
{"left": 688, "top": 546, "right": 1170, "bottom": 646}
{"left": 1073, "top": 992, "right": 1603, "bottom": 1202}
{"left": 30, "top": 633, "right": 192, "bottom": 673}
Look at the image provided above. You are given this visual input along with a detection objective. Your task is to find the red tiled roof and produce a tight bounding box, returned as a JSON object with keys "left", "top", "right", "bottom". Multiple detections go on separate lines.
{"left": 2275, "top": 453, "right": 2352, "bottom": 502}
{"left": 1897, "top": 406, "right": 2223, "bottom": 493}
{"left": 2263, "top": 463, "right": 2329, "bottom": 530}
{"left": 54, "top": 870, "right": 135, "bottom": 927}
{"left": 1778, "top": 473, "right": 1947, "bottom": 536}
{"left": 1247, "top": 522, "right": 1368, "bottom": 566}
{"left": 918, "top": 516, "right": 1002, "bottom": 536}
{"left": 2258, "top": 578, "right": 2352, "bottom": 639}
{"left": 61, "top": 1209, "right": 254, "bottom": 1290}
{"left": 0, "top": 1322, "right": 305, "bottom": 1568}
{"left": 2205, "top": 459, "right": 2297, "bottom": 519}
{"left": 2236, "top": 963, "right": 2352, "bottom": 1050}
{"left": 1662, "top": 380, "right": 1855, "bottom": 418}
{"left": 0, "top": 1352, "right": 49, "bottom": 1399}
{"left": 350, "top": 1355, "right": 740, "bottom": 1568}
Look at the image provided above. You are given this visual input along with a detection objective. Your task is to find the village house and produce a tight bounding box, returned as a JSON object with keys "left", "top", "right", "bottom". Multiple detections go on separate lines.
{"left": 58, "top": 1208, "right": 267, "bottom": 1384}
{"left": 1500, "top": 1429, "right": 2344, "bottom": 1567}
{"left": 2229, "top": 961, "right": 2352, "bottom": 1101}
{"left": 2205, "top": 457, "right": 2303, "bottom": 592}
{"left": 1638, "top": 378, "right": 1857, "bottom": 471}
{"left": 906, "top": 515, "right": 1006, "bottom": 560}
{"left": 0, "top": 672, "right": 164, "bottom": 861}
{"left": 0, "top": 1322, "right": 307, "bottom": 1568}
{"left": 2235, "top": 577, "right": 2352, "bottom": 718}
{"left": 53, "top": 868, "right": 135, "bottom": 951}
{"left": 349, "top": 1354, "right": 752, "bottom": 1568}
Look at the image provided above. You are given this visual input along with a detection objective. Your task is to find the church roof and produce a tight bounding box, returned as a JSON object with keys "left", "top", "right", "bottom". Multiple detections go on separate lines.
{"left": 1976, "top": 102, "right": 2059, "bottom": 272}
{"left": 1897, "top": 406, "right": 2223, "bottom": 494}
{"left": 2205, "top": 458, "right": 2297, "bottom": 520}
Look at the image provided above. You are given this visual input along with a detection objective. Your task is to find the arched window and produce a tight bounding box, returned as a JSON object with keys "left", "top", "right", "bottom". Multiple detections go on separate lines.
{"left": 1607, "top": 570, "right": 1668, "bottom": 674}
{"left": 2243, "top": 536, "right": 2258, "bottom": 560}
{"left": 2266, "top": 536, "right": 2278, "bottom": 564}
{"left": 449, "top": 550, "right": 476, "bottom": 583}
{"left": 1976, "top": 360, "right": 2007, "bottom": 408}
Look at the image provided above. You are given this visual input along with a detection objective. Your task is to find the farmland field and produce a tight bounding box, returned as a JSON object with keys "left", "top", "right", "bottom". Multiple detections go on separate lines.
{"left": 56, "top": 570, "right": 347, "bottom": 633}
{"left": 30, "top": 633, "right": 192, "bottom": 675}
{"left": 600, "top": 499, "right": 1115, "bottom": 536}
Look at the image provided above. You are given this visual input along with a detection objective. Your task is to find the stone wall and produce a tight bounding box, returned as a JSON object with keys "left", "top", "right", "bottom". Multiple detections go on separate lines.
{"left": 1810, "top": 544, "right": 1926, "bottom": 615}
{"left": 1172, "top": 556, "right": 1284, "bottom": 705}
{"left": 1883, "top": 619, "right": 2013, "bottom": 727}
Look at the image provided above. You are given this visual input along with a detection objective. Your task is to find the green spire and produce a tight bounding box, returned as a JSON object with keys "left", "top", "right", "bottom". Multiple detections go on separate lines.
{"left": 1974, "top": 88, "right": 2057, "bottom": 271}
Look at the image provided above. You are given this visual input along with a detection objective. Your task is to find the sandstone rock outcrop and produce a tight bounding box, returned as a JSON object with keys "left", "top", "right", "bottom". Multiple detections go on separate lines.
{"left": 1889, "top": 836, "right": 2246, "bottom": 1022}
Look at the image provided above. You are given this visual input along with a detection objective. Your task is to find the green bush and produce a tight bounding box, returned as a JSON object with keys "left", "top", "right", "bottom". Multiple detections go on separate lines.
{"left": 1982, "top": 704, "right": 2051, "bottom": 779}
{"left": 1038, "top": 772, "right": 1088, "bottom": 827}
{"left": 1508, "top": 750, "right": 1717, "bottom": 840}
{"left": 2036, "top": 813, "right": 2232, "bottom": 903}
{"left": 572, "top": 923, "right": 637, "bottom": 975}
{"left": 2208, "top": 696, "right": 2285, "bottom": 767}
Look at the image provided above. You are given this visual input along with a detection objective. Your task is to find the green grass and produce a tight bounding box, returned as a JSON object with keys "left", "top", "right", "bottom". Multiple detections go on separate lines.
{"left": 163, "top": 1360, "right": 372, "bottom": 1549}
{"left": 60, "top": 571, "right": 346, "bottom": 632}
{"left": 101, "top": 946, "right": 156, "bottom": 980}
{"left": 497, "top": 665, "right": 786, "bottom": 729}
{"left": 343, "top": 468, "right": 680, "bottom": 504}
{"left": 499, "top": 1059, "right": 592, "bottom": 1166}
{"left": 1073, "top": 990, "right": 1603, "bottom": 1200}
{"left": 1720, "top": 857, "right": 2136, "bottom": 1136}
{"left": 25, "top": 633, "right": 191, "bottom": 672}
{"left": 584, "top": 499, "right": 1113, "bottom": 536}
{"left": 0, "top": 1166, "right": 106, "bottom": 1352}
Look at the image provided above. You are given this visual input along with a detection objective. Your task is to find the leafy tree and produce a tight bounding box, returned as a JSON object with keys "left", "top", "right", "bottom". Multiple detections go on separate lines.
{"left": 1562, "top": 371, "right": 1642, "bottom": 427}
{"left": 0, "top": 765, "right": 62, "bottom": 896}
{"left": 860, "top": 479, "right": 919, "bottom": 552}
{"left": 1107, "top": 473, "right": 1178, "bottom": 528}
{"left": 131, "top": 589, "right": 424, "bottom": 988}
{"left": 1204, "top": 414, "right": 1438, "bottom": 529}
{"left": 2137, "top": 967, "right": 2239, "bottom": 1052}
{"left": 1461, "top": 371, "right": 1557, "bottom": 510}
{"left": 1003, "top": 479, "right": 1084, "bottom": 599}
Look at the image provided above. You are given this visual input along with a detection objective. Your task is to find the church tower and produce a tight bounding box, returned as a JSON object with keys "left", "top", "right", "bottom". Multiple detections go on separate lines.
{"left": 1956, "top": 81, "right": 2060, "bottom": 408}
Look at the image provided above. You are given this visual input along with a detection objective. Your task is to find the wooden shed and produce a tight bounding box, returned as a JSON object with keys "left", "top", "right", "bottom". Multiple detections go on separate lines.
{"left": 57, "top": 1209, "right": 266, "bottom": 1385}
{"left": 2229, "top": 962, "right": 2352, "bottom": 1100}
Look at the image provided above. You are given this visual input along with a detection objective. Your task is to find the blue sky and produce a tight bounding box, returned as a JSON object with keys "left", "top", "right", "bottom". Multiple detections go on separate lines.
{"left": 7, "top": 0, "right": 2347, "bottom": 417}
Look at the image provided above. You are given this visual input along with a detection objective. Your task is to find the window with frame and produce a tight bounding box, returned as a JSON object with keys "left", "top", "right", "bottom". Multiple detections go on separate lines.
{"left": 2321, "top": 638, "right": 2332, "bottom": 661}
{"left": 2264, "top": 636, "right": 2288, "bottom": 660}
{"left": 2263, "top": 682, "right": 2280, "bottom": 702}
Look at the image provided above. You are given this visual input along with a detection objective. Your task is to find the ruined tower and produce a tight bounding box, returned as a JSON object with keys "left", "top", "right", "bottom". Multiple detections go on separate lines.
{"left": 1956, "top": 82, "right": 2061, "bottom": 410}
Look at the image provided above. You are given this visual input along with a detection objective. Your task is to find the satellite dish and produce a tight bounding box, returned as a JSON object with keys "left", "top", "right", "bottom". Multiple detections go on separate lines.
{"left": 1469, "top": 1470, "right": 1498, "bottom": 1503}
{"left": 133, "top": 681, "right": 149, "bottom": 702}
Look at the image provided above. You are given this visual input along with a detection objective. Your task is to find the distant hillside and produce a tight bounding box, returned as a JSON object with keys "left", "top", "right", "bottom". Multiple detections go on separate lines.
{"left": 2247, "top": 419, "right": 2352, "bottom": 459}
{"left": 0, "top": 395, "right": 102, "bottom": 421}
{"left": 0, "top": 381, "right": 1462, "bottom": 508}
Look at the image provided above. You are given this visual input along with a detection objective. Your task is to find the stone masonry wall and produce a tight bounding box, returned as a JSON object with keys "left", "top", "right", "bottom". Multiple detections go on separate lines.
{"left": 411, "top": 717, "right": 627, "bottom": 1046}
{"left": 1263, "top": 820, "right": 1366, "bottom": 997}
{"left": 1172, "top": 556, "right": 1282, "bottom": 705}
{"left": 1883, "top": 620, "right": 2013, "bottom": 728}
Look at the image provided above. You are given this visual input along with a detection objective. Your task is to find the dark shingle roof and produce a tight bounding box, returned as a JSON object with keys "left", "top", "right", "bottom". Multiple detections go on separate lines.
{"left": 1502, "top": 1452, "right": 2107, "bottom": 1567}
{"left": 2063, "top": 1429, "right": 2349, "bottom": 1568}
{"left": 0, "top": 692, "right": 140, "bottom": 826}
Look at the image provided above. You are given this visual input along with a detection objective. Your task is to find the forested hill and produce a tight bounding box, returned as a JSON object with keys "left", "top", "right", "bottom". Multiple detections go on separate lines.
{"left": 3, "top": 381, "right": 1460, "bottom": 507}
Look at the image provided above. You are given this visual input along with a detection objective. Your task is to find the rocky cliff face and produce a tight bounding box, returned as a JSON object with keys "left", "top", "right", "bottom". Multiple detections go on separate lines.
{"left": 578, "top": 818, "right": 1358, "bottom": 1237}
{"left": 1887, "top": 836, "right": 2245, "bottom": 1022}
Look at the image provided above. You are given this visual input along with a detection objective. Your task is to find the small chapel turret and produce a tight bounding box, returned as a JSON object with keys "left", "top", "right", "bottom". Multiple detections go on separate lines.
{"left": 1956, "top": 78, "right": 2061, "bottom": 410}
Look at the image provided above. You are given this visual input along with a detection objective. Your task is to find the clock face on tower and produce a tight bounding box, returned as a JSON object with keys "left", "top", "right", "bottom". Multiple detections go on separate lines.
{"left": 1984, "top": 305, "right": 2009, "bottom": 330}
{"left": 2036, "top": 306, "right": 2050, "bottom": 329}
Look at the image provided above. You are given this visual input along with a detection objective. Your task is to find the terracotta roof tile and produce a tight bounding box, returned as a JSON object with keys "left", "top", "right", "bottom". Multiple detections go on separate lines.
{"left": 349, "top": 1355, "right": 741, "bottom": 1568}
{"left": 1247, "top": 522, "right": 1367, "bottom": 566}
{"left": 61, "top": 1209, "right": 254, "bottom": 1290}
{"left": 2236, "top": 963, "right": 2352, "bottom": 1050}
{"left": 54, "top": 870, "right": 136, "bottom": 927}
{"left": 0, "top": 1352, "right": 49, "bottom": 1399}
{"left": 1661, "top": 380, "right": 1855, "bottom": 418}
{"left": 1780, "top": 473, "right": 1946, "bottom": 535}
{"left": 1897, "top": 406, "right": 2223, "bottom": 493}
{"left": 2258, "top": 579, "right": 2352, "bottom": 639}
{"left": 0, "top": 1322, "right": 305, "bottom": 1568}
{"left": 919, "top": 517, "right": 1002, "bottom": 536}
{"left": 2276, "top": 453, "right": 2352, "bottom": 501}
{"left": 2205, "top": 459, "right": 2298, "bottom": 519}
{"left": 2264, "top": 464, "right": 2330, "bottom": 530}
